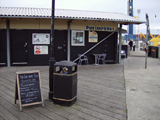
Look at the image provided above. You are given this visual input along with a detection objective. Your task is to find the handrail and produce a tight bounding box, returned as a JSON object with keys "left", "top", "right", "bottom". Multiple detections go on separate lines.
{"left": 73, "top": 28, "right": 119, "bottom": 62}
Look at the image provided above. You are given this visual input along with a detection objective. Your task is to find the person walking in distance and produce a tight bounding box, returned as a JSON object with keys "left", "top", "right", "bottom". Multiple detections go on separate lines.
{"left": 129, "top": 39, "right": 133, "bottom": 51}
{"left": 133, "top": 40, "right": 136, "bottom": 51}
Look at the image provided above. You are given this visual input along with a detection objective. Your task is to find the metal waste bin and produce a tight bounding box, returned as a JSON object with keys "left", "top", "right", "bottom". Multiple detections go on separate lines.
{"left": 151, "top": 46, "right": 158, "bottom": 58}
{"left": 53, "top": 60, "right": 77, "bottom": 106}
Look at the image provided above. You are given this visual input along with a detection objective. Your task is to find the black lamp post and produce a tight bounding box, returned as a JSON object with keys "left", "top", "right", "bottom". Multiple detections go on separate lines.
{"left": 49, "top": 0, "right": 56, "bottom": 100}
{"left": 145, "top": 14, "right": 149, "bottom": 69}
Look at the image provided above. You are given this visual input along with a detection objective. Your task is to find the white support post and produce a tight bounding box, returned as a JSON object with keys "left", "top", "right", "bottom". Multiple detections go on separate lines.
{"left": 118, "top": 24, "right": 122, "bottom": 64}
{"left": 6, "top": 19, "right": 10, "bottom": 67}
{"left": 67, "top": 21, "right": 71, "bottom": 61}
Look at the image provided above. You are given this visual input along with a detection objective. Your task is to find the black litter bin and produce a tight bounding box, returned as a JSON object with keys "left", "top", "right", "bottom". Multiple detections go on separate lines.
{"left": 53, "top": 60, "right": 77, "bottom": 106}
{"left": 151, "top": 46, "right": 158, "bottom": 58}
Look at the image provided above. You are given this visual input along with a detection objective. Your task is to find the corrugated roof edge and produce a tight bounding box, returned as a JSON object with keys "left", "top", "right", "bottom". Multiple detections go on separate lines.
{"left": 0, "top": 7, "right": 145, "bottom": 24}
{"left": 56, "top": 8, "right": 125, "bottom": 14}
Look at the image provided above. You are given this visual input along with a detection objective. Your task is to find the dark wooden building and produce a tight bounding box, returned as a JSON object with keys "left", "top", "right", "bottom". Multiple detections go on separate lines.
{"left": 0, "top": 7, "right": 144, "bottom": 66}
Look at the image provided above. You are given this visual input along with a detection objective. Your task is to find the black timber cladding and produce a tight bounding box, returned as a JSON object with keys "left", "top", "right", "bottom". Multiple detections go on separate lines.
{"left": 10, "top": 29, "right": 67, "bottom": 66}
{"left": 2, "top": 29, "right": 117, "bottom": 66}
{"left": 0, "top": 29, "right": 7, "bottom": 66}
{"left": 27, "top": 30, "right": 51, "bottom": 66}
{"left": 27, "top": 30, "right": 67, "bottom": 65}
{"left": 71, "top": 31, "right": 118, "bottom": 64}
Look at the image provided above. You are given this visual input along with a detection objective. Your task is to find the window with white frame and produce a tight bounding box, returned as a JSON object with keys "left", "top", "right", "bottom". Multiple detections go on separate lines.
{"left": 71, "top": 30, "right": 85, "bottom": 46}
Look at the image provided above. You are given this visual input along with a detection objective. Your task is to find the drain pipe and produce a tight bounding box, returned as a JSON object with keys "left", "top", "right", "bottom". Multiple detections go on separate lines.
{"left": 67, "top": 21, "right": 71, "bottom": 61}
{"left": 118, "top": 24, "right": 122, "bottom": 64}
{"left": 6, "top": 19, "right": 10, "bottom": 67}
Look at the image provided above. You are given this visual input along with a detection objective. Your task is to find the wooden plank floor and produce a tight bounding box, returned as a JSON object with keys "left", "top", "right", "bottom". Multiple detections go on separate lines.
{"left": 0, "top": 64, "right": 127, "bottom": 120}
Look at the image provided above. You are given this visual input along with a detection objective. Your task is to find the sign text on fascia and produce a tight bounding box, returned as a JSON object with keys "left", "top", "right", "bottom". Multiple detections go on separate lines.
{"left": 86, "top": 26, "right": 114, "bottom": 31}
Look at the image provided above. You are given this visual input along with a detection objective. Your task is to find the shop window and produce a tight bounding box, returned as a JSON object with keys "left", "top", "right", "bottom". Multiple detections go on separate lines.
{"left": 71, "top": 30, "right": 85, "bottom": 46}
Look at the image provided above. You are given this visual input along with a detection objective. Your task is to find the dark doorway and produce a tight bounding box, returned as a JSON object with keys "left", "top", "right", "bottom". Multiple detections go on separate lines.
{"left": 11, "top": 30, "right": 28, "bottom": 65}
{"left": 54, "top": 30, "right": 67, "bottom": 62}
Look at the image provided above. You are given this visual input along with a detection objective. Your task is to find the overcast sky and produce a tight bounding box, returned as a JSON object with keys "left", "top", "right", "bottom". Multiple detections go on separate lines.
{"left": 0, "top": 0, "right": 160, "bottom": 34}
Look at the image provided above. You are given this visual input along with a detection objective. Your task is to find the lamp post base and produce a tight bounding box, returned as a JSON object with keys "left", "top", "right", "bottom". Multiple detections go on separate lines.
{"left": 48, "top": 57, "right": 56, "bottom": 100}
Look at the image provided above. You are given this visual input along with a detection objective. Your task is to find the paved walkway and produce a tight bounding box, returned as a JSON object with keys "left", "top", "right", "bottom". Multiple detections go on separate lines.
{"left": 125, "top": 49, "right": 160, "bottom": 120}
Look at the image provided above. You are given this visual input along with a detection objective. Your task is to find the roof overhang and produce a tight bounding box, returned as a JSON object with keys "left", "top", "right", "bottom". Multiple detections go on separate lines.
{"left": 0, "top": 7, "right": 145, "bottom": 25}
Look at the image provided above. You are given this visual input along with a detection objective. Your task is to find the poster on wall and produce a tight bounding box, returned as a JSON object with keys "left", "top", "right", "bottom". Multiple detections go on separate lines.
{"left": 89, "top": 31, "right": 98, "bottom": 42}
{"left": 34, "top": 46, "right": 48, "bottom": 55}
{"left": 32, "top": 33, "right": 50, "bottom": 44}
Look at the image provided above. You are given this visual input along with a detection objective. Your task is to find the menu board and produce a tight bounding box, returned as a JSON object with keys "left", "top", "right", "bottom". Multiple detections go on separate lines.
{"left": 15, "top": 70, "right": 44, "bottom": 111}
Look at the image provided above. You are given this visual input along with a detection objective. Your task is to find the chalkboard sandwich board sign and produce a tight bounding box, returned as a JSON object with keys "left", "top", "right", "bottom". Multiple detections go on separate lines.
{"left": 15, "top": 70, "right": 44, "bottom": 111}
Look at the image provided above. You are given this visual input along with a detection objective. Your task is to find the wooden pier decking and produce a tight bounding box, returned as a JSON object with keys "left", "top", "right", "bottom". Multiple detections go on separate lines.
{"left": 0, "top": 64, "right": 127, "bottom": 120}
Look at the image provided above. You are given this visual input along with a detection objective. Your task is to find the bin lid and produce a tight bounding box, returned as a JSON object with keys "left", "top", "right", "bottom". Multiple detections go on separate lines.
{"left": 54, "top": 60, "right": 77, "bottom": 66}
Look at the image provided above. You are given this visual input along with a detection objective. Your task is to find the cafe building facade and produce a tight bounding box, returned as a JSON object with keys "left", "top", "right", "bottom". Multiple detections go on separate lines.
{"left": 0, "top": 7, "right": 144, "bottom": 66}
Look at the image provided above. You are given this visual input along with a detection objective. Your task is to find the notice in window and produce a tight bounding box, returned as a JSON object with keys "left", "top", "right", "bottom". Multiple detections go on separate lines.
{"left": 32, "top": 33, "right": 50, "bottom": 44}
{"left": 34, "top": 46, "right": 48, "bottom": 55}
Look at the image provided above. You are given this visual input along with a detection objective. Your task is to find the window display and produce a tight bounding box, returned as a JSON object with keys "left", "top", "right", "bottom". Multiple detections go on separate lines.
{"left": 71, "top": 30, "right": 85, "bottom": 46}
